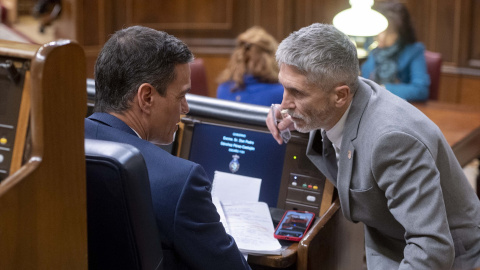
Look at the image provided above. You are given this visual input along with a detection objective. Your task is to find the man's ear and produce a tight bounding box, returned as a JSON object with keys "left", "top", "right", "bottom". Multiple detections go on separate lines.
{"left": 334, "top": 85, "right": 350, "bottom": 107}
{"left": 137, "top": 83, "right": 155, "bottom": 113}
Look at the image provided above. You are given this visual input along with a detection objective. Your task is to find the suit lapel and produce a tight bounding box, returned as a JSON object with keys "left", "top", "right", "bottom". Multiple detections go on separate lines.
{"left": 337, "top": 78, "right": 372, "bottom": 222}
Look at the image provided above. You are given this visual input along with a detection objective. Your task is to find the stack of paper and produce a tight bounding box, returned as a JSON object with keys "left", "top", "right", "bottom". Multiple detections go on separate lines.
{"left": 212, "top": 171, "right": 283, "bottom": 255}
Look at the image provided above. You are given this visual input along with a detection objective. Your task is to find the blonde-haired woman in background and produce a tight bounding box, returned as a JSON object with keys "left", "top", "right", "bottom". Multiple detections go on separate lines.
{"left": 216, "top": 26, "right": 283, "bottom": 106}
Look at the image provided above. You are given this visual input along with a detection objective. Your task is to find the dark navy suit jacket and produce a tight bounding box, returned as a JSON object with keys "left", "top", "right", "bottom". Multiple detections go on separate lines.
{"left": 85, "top": 113, "right": 251, "bottom": 270}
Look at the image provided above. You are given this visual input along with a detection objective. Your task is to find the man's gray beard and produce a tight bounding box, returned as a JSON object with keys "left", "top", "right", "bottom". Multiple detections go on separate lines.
{"left": 293, "top": 121, "right": 316, "bottom": 133}
{"left": 288, "top": 111, "right": 318, "bottom": 133}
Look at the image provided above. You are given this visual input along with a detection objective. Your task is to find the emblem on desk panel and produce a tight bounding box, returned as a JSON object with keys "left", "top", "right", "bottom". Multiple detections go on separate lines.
{"left": 229, "top": 154, "right": 240, "bottom": 173}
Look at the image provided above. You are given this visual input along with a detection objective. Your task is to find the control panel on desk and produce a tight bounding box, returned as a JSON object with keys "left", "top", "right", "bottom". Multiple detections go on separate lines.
{"left": 0, "top": 58, "right": 30, "bottom": 182}
{"left": 285, "top": 173, "right": 325, "bottom": 213}
{"left": 276, "top": 134, "right": 327, "bottom": 215}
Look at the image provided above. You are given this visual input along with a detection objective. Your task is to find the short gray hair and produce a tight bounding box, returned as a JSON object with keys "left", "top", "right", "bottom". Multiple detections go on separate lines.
{"left": 276, "top": 23, "right": 359, "bottom": 93}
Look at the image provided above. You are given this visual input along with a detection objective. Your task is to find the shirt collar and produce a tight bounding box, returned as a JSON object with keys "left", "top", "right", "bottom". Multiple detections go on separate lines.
{"left": 324, "top": 101, "right": 352, "bottom": 152}
{"left": 130, "top": 127, "right": 142, "bottom": 139}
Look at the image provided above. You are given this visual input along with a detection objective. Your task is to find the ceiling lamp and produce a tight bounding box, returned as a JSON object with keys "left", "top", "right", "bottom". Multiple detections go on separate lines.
{"left": 333, "top": 0, "right": 388, "bottom": 37}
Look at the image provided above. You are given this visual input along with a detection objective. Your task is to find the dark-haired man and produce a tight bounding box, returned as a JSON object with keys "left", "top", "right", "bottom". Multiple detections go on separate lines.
{"left": 85, "top": 25, "right": 251, "bottom": 270}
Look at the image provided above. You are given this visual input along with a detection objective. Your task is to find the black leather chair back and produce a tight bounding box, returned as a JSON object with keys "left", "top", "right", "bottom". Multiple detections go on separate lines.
{"left": 85, "top": 139, "right": 163, "bottom": 270}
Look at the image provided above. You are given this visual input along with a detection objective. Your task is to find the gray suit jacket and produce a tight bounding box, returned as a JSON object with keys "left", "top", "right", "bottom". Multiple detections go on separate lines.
{"left": 307, "top": 78, "right": 480, "bottom": 270}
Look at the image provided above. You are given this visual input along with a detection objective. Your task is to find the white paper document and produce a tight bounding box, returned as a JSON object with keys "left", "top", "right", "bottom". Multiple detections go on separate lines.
{"left": 212, "top": 196, "right": 231, "bottom": 235}
{"left": 222, "top": 202, "right": 283, "bottom": 255}
{"left": 211, "top": 171, "right": 283, "bottom": 255}
{"left": 212, "top": 171, "right": 261, "bottom": 204}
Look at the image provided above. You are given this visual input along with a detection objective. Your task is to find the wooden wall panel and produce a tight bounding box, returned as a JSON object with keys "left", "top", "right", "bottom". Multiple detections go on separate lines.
{"left": 54, "top": 0, "right": 80, "bottom": 42}
{"left": 292, "top": 0, "right": 308, "bottom": 28}
{"left": 84, "top": 48, "right": 97, "bottom": 80}
{"left": 124, "top": 0, "right": 250, "bottom": 40}
{"left": 108, "top": 0, "right": 127, "bottom": 35}
{"left": 438, "top": 74, "right": 461, "bottom": 103}
{"left": 293, "top": 0, "right": 348, "bottom": 28}
{"left": 249, "top": 0, "right": 283, "bottom": 39}
{"left": 403, "top": 0, "right": 430, "bottom": 47}
{"left": 127, "top": 0, "right": 231, "bottom": 29}
{"left": 469, "top": 0, "right": 480, "bottom": 68}
{"left": 193, "top": 54, "right": 229, "bottom": 97}
{"left": 82, "top": 0, "right": 99, "bottom": 46}
{"left": 459, "top": 76, "right": 480, "bottom": 105}
{"left": 54, "top": 0, "right": 480, "bottom": 104}
{"left": 457, "top": 0, "right": 472, "bottom": 67}
{"left": 435, "top": 0, "right": 458, "bottom": 64}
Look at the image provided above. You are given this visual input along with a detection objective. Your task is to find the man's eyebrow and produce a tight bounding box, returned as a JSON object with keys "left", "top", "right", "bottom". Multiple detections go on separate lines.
{"left": 284, "top": 86, "right": 300, "bottom": 92}
{"left": 181, "top": 88, "right": 191, "bottom": 95}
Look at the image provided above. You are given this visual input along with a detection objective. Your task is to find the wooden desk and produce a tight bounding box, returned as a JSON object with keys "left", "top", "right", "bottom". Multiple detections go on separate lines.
{"left": 248, "top": 197, "right": 365, "bottom": 270}
{"left": 414, "top": 101, "right": 480, "bottom": 167}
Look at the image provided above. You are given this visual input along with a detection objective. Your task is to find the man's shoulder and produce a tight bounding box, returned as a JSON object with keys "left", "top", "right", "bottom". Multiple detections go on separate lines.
{"left": 138, "top": 141, "right": 196, "bottom": 167}
{"left": 355, "top": 78, "right": 436, "bottom": 131}
{"left": 84, "top": 114, "right": 202, "bottom": 176}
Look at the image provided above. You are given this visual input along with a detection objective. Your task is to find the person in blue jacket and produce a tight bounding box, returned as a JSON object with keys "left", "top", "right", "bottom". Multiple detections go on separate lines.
{"left": 361, "top": 2, "right": 430, "bottom": 102}
{"left": 85, "top": 26, "right": 251, "bottom": 270}
{"left": 217, "top": 26, "right": 284, "bottom": 106}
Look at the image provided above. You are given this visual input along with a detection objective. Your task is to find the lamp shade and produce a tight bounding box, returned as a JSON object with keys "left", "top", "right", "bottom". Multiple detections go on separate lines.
{"left": 333, "top": 0, "right": 388, "bottom": 37}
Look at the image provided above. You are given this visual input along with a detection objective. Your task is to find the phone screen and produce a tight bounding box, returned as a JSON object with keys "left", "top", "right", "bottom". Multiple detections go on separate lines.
{"left": 274, "top": 210, "right": 315, "bottom": 241}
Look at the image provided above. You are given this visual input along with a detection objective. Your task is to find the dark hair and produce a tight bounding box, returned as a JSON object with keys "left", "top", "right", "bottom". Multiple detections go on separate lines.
{"left": 377, "top": 2, "right": 417, "bottom": 46}
{"left": 94, "top": 25, "right": 193, "bottom": 113}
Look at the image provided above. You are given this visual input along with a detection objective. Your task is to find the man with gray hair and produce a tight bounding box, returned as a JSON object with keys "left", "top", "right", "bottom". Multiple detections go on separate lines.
{"left": 267, "top": 23, "right": 480, "bottom": 269}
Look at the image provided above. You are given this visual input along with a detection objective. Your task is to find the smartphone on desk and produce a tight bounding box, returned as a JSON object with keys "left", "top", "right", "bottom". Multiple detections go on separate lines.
{"left": 273, "top": 210, "right": 315, "bottom": 241}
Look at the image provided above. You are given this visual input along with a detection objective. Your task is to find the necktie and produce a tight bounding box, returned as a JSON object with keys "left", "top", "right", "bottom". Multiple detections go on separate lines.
{"left": 313, "top": 130, "right": 338, "bottom": 181}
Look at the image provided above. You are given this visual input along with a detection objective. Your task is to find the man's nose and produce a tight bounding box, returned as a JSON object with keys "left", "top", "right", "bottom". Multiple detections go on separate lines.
{"left": 181, "top": 99, "right": 189, "bottom": 114}
{"left": 280, "top": 91, "right": 294, "bottom": 110}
